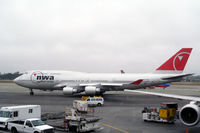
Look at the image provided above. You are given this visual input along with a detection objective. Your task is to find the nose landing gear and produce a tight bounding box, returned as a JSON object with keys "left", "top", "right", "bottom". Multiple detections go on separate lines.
{"left": 29, "top": 88, "right": 34, "bottom": 95}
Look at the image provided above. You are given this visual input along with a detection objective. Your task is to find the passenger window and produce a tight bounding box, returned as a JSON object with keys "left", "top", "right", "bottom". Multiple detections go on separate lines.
{"left": 13, "top": 111, "right": 18, "bottom": 117}
{"left": 25, "top": 121, "right": 32, "bottom": 127}
{"left": 87, "top": 99, "right": 90, "bottom": 101}
{"left": 29, "top": 109, "right": 33, "bottom": 113}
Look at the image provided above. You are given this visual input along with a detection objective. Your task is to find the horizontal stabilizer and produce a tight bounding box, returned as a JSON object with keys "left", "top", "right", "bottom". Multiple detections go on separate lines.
{"left": 162, "top": 73, "right": 193, "bottom": 80}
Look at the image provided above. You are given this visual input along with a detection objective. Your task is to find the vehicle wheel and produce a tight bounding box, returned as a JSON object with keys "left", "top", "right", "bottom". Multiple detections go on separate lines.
{"left": 5, "top": 125, "right": 8, "bottom": 130}
{"left": 97, "top": 103, "right": 101, "bottom": 106}
{"left": 34, "top": 132, "right": 39, "bottom": 133}
{"left": 11, "top": 128, "right": 18, "bottom": 133}
{"left": 76, "top": 127, "right": 80, "bottom": 133}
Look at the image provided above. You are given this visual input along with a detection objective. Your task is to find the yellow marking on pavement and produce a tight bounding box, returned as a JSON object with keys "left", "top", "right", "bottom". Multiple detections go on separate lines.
{"left": 101, "top": 122, "right": 129, "bottom": 133}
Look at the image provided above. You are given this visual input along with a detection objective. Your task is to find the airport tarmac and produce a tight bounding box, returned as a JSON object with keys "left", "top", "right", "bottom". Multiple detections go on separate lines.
{"left": 0, "top": 82, "right": 200, "bottom": 133}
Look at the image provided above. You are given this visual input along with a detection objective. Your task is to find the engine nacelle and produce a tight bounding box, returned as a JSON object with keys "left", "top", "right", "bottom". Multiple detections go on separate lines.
{"left": 63, "top": 87, "right": 77, "bottom": 95}
{"left": 85, "top": 86, "right": 101, "bottom": 95}
{"left": 179, "top": 101, "right": 200, "bottom": 126}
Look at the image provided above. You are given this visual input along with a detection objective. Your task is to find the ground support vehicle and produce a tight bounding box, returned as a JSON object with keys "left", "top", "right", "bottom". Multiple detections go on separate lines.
{"left": 81, "top": 96, "right": 104, "bottom": 106}
{"left": 0, "top": 105, "right": 41, "bottom": 129}
{"left": 62, "top": 100, "right": 101, "bottom": 132}
{"left": 8, "top": 118, "right": 54, "bottom": 133}
{"left": 64, "top": 108, "right": 101, "bottom": 132}
{"left": 73, "top": 100, "right": 88, "bottom": 112}
{"left": 40, "top": 100, "right": 102, "bottom": 132}
{"left": 142, "top": 102, "right": 178, "bottom": 123}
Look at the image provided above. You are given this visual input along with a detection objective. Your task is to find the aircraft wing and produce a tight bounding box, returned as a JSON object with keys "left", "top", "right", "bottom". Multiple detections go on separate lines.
{"left": 55, "top": 78, "right": 175, "bottom": 91}
{"left": 79, "top": 82, "right": 158, "bottom": 91}
{"left": 55, "top": 83, "right": 123, "bottom": 88}
{"left": 55, "top": 79, "right": 144, "bottom": 88}
{"left": 79, "top": 83, "right": 123, "bottom": 87}
{"left": 79, "top": 80, "right": 172, "bottom": 91}
{"left": 125, "top": 89, "right": 200, "bottom": 102}
{"left": 54, "top": 83, "right": 68, "bottom": 88}
{"left": 55, "top": 74, "right": 193, "bottom": 92}
{"left": 162, "top": 73, "right": 193, "bottom": 80}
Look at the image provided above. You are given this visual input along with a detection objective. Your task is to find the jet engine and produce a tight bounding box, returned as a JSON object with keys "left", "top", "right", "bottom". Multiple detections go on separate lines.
{"left": 179, "top": 101, "right": 200, "bottom": 126}
{"left": 63, "top": 87, "right": 77, "bottom": 95}
{"left": 85, "top": 86, "right": 101, "bottom": 95}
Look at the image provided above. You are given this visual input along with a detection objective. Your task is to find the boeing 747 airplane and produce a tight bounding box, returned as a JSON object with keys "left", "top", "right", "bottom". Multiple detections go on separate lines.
{"left": 14, "top": 48, "right": 193, "bottom": 96}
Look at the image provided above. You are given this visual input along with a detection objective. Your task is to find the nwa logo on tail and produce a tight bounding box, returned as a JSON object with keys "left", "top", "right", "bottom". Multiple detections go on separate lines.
{"left": 156, "top": 48, "right": 192, "bottom": 73}
{"left": 31, "top": 71, "right": 54, "bottom": 82}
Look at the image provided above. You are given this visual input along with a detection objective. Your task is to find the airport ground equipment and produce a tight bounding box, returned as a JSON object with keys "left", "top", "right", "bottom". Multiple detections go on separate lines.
{"left": 142, "top": 102, "right": 178, "bottom": 123}
{"left": 8, "top": 118, "right": 54, "bottom": 133}
{"left": 0, "top": 105, "right": 41, "bottom": 129}
{"left": 73, "top": 100, "right": 88, "bottom": 112}
{"left": 63, "top": 100, "right": 101, "bottom": 132}
{"left": 81, "top": 96, "right": 104, "bottom": 106}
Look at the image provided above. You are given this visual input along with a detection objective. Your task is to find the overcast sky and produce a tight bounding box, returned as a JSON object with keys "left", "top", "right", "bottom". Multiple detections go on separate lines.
{"left": 0, "top": 0, "right": 199, "bottom": 73}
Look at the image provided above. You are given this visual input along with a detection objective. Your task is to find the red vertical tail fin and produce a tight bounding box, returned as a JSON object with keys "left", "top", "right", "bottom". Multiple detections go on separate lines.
{"left": 155, "top": 48, "right": 192, "bottom": 73}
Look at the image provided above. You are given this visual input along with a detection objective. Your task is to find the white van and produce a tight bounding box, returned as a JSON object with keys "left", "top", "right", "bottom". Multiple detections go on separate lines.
{"left": 0, "top": 105, "right": 41, "bottom": 129}
{"left": 84, "top": 97, "right": 104, "bottom": 106}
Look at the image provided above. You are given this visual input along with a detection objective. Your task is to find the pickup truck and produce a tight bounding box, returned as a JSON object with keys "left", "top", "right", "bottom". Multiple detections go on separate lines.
{"left": 8, "top": 118, "right": 54, "bottom": 133}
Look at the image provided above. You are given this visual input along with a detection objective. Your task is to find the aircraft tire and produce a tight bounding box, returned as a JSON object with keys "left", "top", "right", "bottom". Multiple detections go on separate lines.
{"left": 30, "top": 92, "right": 34, "bottom": 95}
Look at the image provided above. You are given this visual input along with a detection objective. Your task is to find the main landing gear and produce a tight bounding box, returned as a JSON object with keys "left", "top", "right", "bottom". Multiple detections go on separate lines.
{"left": 29, "top": 88, "right": 34, "bottom": 95}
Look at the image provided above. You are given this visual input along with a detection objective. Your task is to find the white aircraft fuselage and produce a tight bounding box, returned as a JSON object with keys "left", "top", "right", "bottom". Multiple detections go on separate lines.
{"left": 13, "top": 48, "right": 193, "bottom": 95}
{"left": 14, "top": 70, "right": 184, "bottom": 91}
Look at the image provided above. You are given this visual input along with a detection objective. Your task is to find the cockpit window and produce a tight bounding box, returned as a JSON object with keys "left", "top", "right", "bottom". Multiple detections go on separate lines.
{"left": 21, "top": 72, "right": 28, "bottom": 75}
{"left": 0, "top": 111, "right": 11, "bottom": 118}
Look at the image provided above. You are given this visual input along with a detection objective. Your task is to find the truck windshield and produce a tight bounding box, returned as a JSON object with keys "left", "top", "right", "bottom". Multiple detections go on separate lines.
{"left": 32, "top": 120, "right": 45, "bottom": 127}
{"left": 0, "top": 111, "right": 11, "bottom": 118}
